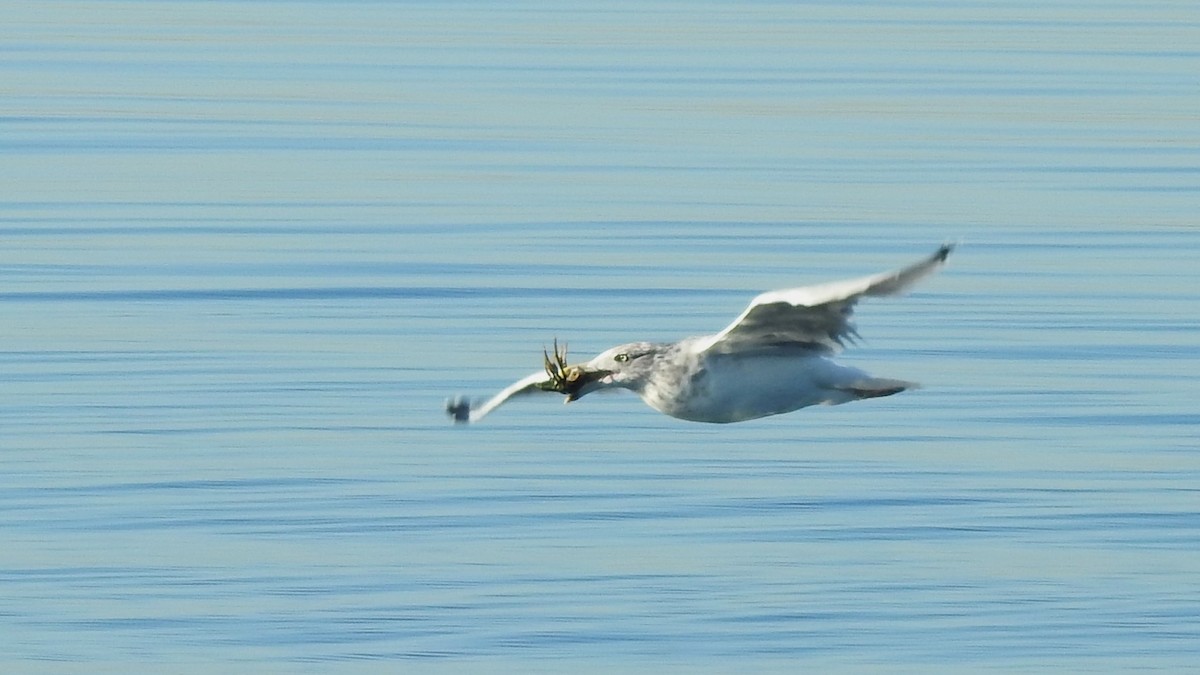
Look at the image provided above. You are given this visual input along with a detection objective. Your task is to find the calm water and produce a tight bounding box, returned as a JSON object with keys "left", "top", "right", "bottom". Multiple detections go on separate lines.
{"left": 3, "top": 1, "right": 1198, "bottom": 672}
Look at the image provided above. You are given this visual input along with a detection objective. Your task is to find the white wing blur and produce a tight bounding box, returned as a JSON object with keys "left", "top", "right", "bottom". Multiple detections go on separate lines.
{"left": 447, "top": 370, "right": 553, "bottom": 424}
{"left": 693, "top": 244, "right": 952, "bottom": 355}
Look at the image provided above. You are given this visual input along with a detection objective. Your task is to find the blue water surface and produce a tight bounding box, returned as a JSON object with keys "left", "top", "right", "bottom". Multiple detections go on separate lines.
{"left": 2, "top": 1, "right": 1198, "bottom": 672}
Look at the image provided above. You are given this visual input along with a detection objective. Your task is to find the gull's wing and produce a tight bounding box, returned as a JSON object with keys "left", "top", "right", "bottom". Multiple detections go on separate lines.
{"left": 446, "top": 370, "right": 553, "bottom": 424}
{"left": 694, "top": 244, "right": 953, "bottom": 355}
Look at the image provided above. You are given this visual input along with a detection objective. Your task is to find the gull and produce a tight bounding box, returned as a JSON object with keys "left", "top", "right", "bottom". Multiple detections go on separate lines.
{"left": 447, "top": 244, "right": 952, "bottom": 424}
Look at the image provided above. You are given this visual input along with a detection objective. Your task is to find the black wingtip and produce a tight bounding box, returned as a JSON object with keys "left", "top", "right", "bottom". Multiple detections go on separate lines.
{"left": 445, "top": 396, "right": 471, "bottom": 424}
{"left": 934, "top": 243, "right": 955, "bottom": 263}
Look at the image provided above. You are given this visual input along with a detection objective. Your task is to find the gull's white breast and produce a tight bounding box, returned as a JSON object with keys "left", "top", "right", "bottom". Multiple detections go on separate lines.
{"left": 640, "top": 352, "right": 871, "bottom": 423}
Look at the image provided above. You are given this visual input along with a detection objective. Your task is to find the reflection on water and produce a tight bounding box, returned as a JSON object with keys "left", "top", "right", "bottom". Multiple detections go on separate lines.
{"left": 3, "top": 1, "right": 1198, "bottom": 670}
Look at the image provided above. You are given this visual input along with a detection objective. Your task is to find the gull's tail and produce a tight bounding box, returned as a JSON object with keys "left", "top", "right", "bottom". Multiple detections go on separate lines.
{"left": 829, "top": 377, "right": 918, "bottom": 404}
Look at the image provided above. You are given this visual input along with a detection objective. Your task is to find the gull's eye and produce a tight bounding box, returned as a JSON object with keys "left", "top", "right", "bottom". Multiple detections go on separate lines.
{"left": 614, "top": 353, "right": 630, "bottom": 363}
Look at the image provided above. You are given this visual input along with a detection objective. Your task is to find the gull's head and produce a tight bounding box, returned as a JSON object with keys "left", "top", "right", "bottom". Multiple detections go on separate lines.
{"left": 567, "top": 341, "right": 663, "bottom": 401}
{"left": 541, "top": 340, "right": 665, "bottom": 402}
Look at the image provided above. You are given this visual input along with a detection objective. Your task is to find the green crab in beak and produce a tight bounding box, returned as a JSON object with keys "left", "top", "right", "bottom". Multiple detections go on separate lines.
{"left": 537, "top": 339, "right": 612, "bottom": 402}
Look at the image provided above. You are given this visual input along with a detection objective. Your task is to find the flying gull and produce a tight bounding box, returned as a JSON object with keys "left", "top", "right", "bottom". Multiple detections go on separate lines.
{"left": 447, "top": 244, "right": 952, "bottom": 424}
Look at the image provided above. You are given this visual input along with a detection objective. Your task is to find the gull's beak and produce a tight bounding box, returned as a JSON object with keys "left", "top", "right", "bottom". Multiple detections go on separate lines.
{"left": 562, "top": 366, "right": 613, "bottom": 403}
{"left": 540, "top": 340, "right": 613, "bottom": 402}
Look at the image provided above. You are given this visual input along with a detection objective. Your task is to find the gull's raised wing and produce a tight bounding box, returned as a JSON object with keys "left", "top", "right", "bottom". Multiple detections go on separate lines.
{"left": 694, "top": 244, "right": 952, "bottom": 355}
{"left": 446, "top": 370, "right": 553, "bottom": 424}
